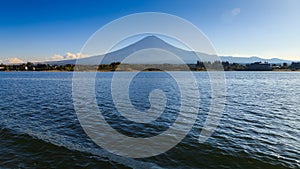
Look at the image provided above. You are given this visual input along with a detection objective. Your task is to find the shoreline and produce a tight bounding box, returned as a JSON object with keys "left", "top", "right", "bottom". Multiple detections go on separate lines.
{"left": 1, "top": 69, "right": 300, "bottom": 72}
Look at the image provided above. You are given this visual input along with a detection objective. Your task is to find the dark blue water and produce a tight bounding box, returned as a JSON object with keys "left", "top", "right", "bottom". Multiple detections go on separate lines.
{"left": 0, "top": 71, "right": 299, "bottom": 168}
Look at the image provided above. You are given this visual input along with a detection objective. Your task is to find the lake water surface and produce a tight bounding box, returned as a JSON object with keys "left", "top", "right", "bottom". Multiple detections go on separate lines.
{"left": 0, "top": 71, "right": 299, "bottom": 168}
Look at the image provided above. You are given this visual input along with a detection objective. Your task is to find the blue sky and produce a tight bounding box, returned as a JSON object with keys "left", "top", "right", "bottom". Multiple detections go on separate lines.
{"left": 0, "top": 0, "right": 299, "bottom": 63}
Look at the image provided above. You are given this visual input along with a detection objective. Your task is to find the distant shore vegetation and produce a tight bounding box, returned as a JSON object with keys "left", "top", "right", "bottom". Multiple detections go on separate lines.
{"left": 1, "top": 61, "right": 300, "bottom": 72}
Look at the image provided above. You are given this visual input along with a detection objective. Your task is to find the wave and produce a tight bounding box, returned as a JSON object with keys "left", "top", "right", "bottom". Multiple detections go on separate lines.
{"left": 0, "top": 124, "right": 162, "bottom": 169}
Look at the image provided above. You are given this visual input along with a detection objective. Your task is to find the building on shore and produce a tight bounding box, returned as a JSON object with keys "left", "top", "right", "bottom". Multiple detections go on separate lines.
{"left": 290, "top": 62, "right": 300, "bottom": 70}
{"left": 246, "top": 62, "right": 272, "bottom": 71}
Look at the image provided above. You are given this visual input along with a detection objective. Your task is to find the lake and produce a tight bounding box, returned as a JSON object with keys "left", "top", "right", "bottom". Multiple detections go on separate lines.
{"left": 0, "top": 71, "right": 299, "bottom": 168}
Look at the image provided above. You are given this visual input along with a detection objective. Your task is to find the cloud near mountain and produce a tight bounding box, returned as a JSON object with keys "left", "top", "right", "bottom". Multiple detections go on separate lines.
{"left": 1, "top": 52, "right": 88, "bottom": 64}
{"left": 52, "top": 52, "right": 87, "bottom": 60}
{"left": 2, "top": 58, "right": 24, "bottom": 64}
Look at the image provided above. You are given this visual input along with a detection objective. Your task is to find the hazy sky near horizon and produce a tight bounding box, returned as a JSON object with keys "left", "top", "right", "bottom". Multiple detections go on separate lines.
{"left": 0, "top": 0, "right": 299, "bottom": 62}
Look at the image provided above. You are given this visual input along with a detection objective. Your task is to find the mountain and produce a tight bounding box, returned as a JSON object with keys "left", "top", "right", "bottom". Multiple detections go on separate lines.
{"left": 40, "top": 36, "right": 295, "bottom": 65}
{"left": 42, "top": 35, "right": 207, "bottom": 65}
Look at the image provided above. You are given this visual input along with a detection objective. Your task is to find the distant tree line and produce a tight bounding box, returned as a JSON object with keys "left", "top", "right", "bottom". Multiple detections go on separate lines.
{"left": 0, "top": 61, "right": 299, "bottom": 71}
{"left": 192, "top": 61, "right": 298, "bottom": 71}
{"left": 0, "top": 62, "right": 75, "bottom": 71}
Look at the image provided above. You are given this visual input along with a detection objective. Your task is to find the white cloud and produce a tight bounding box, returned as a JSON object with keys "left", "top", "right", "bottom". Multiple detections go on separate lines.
{"left": 52, "top": 54, "right": 65, "bottom": 60}
{"left": 51, "top": 52, "right": 87, "bottom": 60}
{"left": 231, "top": 8, "right": 241, "bottom": 16}
{"left": 3, "top": 58, "right": 24, "bottom": 64}
{"left": 65, "top": 52, "right": 84, "bottom": 59}
{"left": 1, "top": 52, "right": 88, "bottom": 65}
{"left": 222, "top": 8, "right": 241, "bottom": 24}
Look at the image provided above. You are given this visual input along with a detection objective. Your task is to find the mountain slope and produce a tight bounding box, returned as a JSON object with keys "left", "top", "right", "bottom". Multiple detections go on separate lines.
{"left": 40, "top": 36, "right": 294, "bottom": 65}
{"left": 220, "top": 56, "right": 292, "bottom": 64}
